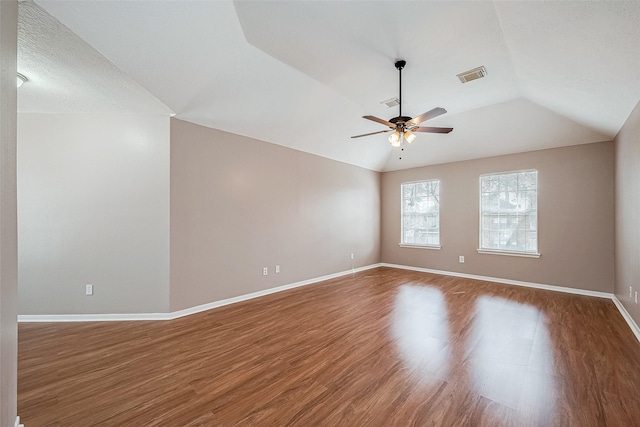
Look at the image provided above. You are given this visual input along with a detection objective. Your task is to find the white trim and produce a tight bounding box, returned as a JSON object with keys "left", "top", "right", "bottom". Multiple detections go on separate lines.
{"left": 398, "top": 244, "right": 441, "bottom": 250}
{"left": 169, "top": 263, "right": 382, "bottom": 319}
{"left": 382, "top": 262, "right": 639, "bottom": 343}
{"left": 17, "top": 264, "right": 383, "bottom": 323}
{"left": 400, "top": 178, "right": 441, "bottom": 186}
{"left": 15, "top": 416, "right": 23, "bottom": 427}
{"left": 611, "top": 296, "right": 640, "bottom": 343}
{"left": 479, "top": 168, "right": 538, "bottom": 179}
{"left": 477, "top": 249, "right": 540, "bottom": 258}
{"left": 478, "top": 169, "right": 539, "bottom": 259}
{"left": 380, "top": 263, "right": 612, "bottom": 298}
{"left": 400, "top": 179, "right": 441, "bottom": 251}
{"left": 16, "top": 262, "right": 639, "bottom": 345}
{"left": 18, "top": 312, "right": 172, "bottom": 322}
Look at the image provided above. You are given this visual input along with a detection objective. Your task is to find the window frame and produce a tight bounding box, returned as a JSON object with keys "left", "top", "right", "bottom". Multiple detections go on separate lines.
{"left": 399, "top": 179, "right": 442, "bottom": 250}
{"left": 477, "top": 169, "right": 540, "bottom": 258}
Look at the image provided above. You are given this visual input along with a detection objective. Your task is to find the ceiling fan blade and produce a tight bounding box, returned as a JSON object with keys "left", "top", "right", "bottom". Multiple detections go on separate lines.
{"left": 363, "top": 115, "right": 395, "bottom": 128}
{"left": 412, "top": 126, "right": 453, "bottom": 134}
{"left": 351, "top": 129, "right": 392, "bottom": 139}
{"left": 406, "top": 107, "right": 447, "bottom": 126}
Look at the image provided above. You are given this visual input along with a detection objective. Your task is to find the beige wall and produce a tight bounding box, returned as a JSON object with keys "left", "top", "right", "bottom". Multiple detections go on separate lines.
{"left": 615, "top": 100, "right": 640, "bottom": 326}
{"left": 18, "top": 113, "right": 170, "bottom": 314}
{"left": 381, "top": 142, "right": 615, "bottom": 293}
{"left": 0, "top": 1, "right": 18, "bottom": 425}
{"left": 170, "top": 119, "right": 380, "bottom": 311}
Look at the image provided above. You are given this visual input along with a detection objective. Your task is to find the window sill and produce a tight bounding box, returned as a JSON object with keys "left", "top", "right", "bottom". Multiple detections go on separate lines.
{"left": 399, "top": 244, "right": 441, "bottom": 250}
{"left": 477, "top": 249, "right": 540, "bottom": 258}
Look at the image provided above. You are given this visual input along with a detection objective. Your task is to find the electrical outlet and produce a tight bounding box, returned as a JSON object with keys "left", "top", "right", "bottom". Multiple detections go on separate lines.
{"left": 262, "top": 267, "right": 268, "bottom": 276}
{"left": 350, "top": 253, "right": 354, "bottom": 260}
{"left": 459, "top": 256, "right": 465, "bottom": 263}
{"left": 85, "top": 284, "right": 93, "bottom": 296}
{"left": 275, "top": 265, "right": 280, "bottom": 274}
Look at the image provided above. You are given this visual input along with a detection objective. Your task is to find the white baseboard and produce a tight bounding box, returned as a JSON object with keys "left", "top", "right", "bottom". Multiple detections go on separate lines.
{"left": 381, "top": 263, "right": 614, "bottom": 298}
{"left": 382, "top": 262, "right": 640, "bottom": 343}
{"left": 16, "top": 262, "right": 640, "bottom": 344}
{"left": 17, "top": 263, "right": 383, "bottom": 323}
{"left": 18, "top": 312, "right": 172, "bottom": 322}
{"left": 611, "top": 296, "right": 640, "bottom": 343}
{"left": 169, "top": 263, "right": 382, "bottom": 319}
{"left": 15, "top": 416, "right": 23, "bottom": 427}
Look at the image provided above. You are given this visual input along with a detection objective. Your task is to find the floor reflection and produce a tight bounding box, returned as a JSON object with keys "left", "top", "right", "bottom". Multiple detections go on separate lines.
{"left": 391, "top": 286, "right": 559, "bottom": 421}
{"left": 470, "top": 296, "right": 557, "bottom": 421}
{"left": 390, "top": 285, "right": 450, "bottom": 382}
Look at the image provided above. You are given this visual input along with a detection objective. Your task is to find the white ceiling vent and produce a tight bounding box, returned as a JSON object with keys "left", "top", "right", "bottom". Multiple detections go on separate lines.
{"left": 380, "top": 97, "right": 399, "bottom": 108}
{"left": 457, "top": 66, "right": 487, "bottom": 83}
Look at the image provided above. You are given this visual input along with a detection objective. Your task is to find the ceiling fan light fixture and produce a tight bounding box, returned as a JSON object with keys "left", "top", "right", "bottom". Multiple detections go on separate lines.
{"left": 404, "top": 131, "right": 416, "bottom": 144}
{"left": 389, "top": 130, "right": 401, "bottom": 147}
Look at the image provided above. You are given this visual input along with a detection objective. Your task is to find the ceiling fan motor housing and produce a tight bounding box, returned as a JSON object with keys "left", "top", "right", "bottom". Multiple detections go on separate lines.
{"left": 390, "top": 116, "right": 412, "bottom": 124}
{"left": 390, "top": 116, "right": 413, "bottom": 131}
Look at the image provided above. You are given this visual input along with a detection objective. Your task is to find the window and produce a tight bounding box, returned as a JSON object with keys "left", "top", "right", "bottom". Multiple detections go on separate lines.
{"left": 479, "top": 170, "right": 538, "bottom": 255}
{"left": 401, "top": 180, "right": 440, "bottom": 247}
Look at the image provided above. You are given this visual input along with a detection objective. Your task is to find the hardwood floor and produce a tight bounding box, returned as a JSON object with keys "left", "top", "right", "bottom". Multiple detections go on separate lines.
{"left": 18, "top": 267, "right": 640, "bottom": 426}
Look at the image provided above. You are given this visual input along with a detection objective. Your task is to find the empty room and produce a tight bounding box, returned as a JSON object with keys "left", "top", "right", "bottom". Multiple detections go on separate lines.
{"left": 2, "top": 1, "right": 640, "bottom": 426}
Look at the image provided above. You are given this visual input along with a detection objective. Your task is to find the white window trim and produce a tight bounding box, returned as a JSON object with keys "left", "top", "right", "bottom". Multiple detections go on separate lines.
{"left": 399, "top": 243, "right": 442, "bottom": 250}
{"left": 476, "top": 248, "right": 540, "bottom": 258}
{"left": 400, "top": 179, "right": 441, "bottom": 248}
{"left": 478, "top": 169, "right": 540, "bottom": 256}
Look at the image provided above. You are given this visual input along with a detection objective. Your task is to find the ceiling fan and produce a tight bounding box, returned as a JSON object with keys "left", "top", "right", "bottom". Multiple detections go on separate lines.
{"left": 351, "top": 60, "right": 453, "bottom": 147}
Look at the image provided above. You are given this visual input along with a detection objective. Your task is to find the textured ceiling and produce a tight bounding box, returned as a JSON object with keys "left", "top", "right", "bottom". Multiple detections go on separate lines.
{"left": 17, "top": 1, "right": 170, "bottom": 114}
{"left": 22, "top": 1, "right": 640, "bottom": 171}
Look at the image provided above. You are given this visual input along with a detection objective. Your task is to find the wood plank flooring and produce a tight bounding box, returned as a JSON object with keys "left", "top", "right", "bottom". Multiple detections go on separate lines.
{"left": 18, "top": 267, "right": 640, "bottom": 426}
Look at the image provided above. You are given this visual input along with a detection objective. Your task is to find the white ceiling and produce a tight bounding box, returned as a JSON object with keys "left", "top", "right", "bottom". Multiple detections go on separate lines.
{"left": 19, "top": 1, "right": 640, "bottom": 172}
{"left": 17, "top": 1, "right": 170, "bottom": 115}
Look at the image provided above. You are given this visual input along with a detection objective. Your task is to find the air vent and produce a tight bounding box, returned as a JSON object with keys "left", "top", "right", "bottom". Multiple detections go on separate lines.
{"left": 457, "top": 66, "right": 487, "bottom": 83}
{"left": 380, "top": 97, "right": 399, "bottom": 108}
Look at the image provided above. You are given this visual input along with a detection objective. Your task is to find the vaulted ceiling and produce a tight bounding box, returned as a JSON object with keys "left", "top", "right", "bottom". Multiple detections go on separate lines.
{"left": 18, "top": 1, "right": 640, "bottom": 172}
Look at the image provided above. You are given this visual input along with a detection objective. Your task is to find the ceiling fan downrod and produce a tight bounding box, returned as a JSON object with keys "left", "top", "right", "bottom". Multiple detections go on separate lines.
{"left": 395, "top": 60, "right": 406, "bottom": 120}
